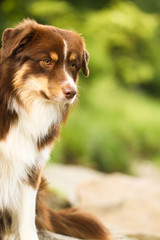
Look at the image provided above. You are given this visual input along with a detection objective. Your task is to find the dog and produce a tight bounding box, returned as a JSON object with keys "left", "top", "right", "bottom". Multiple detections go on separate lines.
{"left": 0, "top": 19, "right": 110, "bottom": 240}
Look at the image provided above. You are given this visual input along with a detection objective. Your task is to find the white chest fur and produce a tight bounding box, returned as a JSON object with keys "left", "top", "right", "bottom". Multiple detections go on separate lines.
{"left": 0, "top": 98, "right": 62, "bottom": 210}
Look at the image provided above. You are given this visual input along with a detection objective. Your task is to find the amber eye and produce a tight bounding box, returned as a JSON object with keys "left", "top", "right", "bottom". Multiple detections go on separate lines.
{"left": 71, "top": 62, "right": 76, "bottom": 68}
{"left": 43, "top": 59, "right": 51, "bottom": 65}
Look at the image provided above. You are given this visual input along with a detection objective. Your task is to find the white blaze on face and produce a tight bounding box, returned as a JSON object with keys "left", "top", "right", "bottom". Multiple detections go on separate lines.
{"left": 63, "top": 40, "right": 77, "bottom": 103}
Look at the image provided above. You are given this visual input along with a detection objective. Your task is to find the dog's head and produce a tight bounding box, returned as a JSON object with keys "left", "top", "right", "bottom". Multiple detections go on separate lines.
{"left": 1, "top": 19, "right": 89, "bottom": 107}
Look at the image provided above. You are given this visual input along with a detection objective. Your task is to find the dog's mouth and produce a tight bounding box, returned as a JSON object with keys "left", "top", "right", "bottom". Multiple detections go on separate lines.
{"left": 40, "top": 90, "right": 77, "bottom": 105}
{"left": 52, "top": 94, "right": 77, "bottom": 105}
{"left": 40, "top": 83, "right": 77, "bottom": 105}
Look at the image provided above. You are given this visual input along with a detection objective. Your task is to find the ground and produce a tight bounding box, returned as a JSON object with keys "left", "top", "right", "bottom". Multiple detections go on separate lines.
{"left": 44, "top": 162, "right": 160, "bottom": 240}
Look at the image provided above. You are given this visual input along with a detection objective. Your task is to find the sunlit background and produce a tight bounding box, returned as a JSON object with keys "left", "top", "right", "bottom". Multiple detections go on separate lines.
{"left": 1, "top": 0, "right": 160, "bottom": 174}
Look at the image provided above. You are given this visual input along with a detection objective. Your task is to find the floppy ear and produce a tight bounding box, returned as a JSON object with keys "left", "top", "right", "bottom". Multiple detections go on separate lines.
{"left": 1, "top": 20, "right": 37, "bottom": 59}
{"left": 82, "top": 50, "right": 89, "bottom": 77}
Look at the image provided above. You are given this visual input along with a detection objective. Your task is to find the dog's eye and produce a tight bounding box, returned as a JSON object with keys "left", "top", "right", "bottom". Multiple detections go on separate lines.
{"left": 43, "top": 59, "right": 51, "bottom": 65}
{"left": 71, "top": 63, "right": 76, "bottom": 68}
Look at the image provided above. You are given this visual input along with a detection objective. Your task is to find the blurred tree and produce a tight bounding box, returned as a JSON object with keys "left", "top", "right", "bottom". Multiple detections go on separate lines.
{"left": 66, "top": 0, "right": 112, "bottom": 10}
{"left": 130, "top": 0, "right": 160, "bottom": 13}
{"left": 81, "top": 1, "right": 160, "bottom": 96}
{"left": 0, "top": 0, "right": 33, "bottom": 38}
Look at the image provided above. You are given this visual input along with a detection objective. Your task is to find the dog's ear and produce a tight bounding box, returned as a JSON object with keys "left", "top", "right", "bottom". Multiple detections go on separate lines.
{"left": 82, "top": 50, "right": 89, "bottom": 77}
{"left": 1, "top": 20, "right": 37, "bottom": 59}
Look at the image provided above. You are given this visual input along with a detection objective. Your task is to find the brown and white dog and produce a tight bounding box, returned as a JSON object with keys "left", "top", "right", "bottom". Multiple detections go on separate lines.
{"left": 0, "top": 19, "right": 110, "bottom": 240}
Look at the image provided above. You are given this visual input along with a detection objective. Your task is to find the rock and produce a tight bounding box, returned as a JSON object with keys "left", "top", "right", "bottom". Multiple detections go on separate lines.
{"left": 133, "top": 161, "right": 160, "bottom": 181}
{"left": 44, "top": 164, "right": 104, "bottom": 205}
{"left": 38, "top": 230, "right": 126, "bottom": 240}
{"left": 44, "top": 163, "right": 160, "bottom": 240}
{"left": 77, "top": 173, "right": 160, "bottom": 236}
{"left": 38, "top": 230, "right": 130, "bottom": 240}
{"left": 38, "top": 230, "right": 160, "bottom": 240}
{"left": 38, "top": 230, "right": 80, "bottom": 240}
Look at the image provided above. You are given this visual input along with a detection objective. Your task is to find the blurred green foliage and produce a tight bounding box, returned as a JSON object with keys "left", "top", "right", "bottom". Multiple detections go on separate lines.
{"left": 1, "top": 0, "right": 160, "bottom": 173}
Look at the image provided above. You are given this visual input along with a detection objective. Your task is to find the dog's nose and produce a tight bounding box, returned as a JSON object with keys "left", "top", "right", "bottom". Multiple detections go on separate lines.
{"left": 62, "top": 86, "right": 77, "bottom": 99}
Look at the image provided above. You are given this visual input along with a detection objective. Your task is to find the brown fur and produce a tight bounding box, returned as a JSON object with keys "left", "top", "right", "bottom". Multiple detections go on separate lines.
{"left": 0, "top": 19, "right": 110, "bottom": 240}
{"left": 37, "top": 124, "right": 60, "bottom": 151}
{"left": 0, "top": 59, "right": 19, "bottom": 140}
{"left": 36, "top": 179, "right": 111, "bottom": 240}
{"left": 0, "top": 19, "right": 89, "bottom": 139}
{"left": 0, "top": 210, "right": 12, "bottom": 238}
{"left": 27, "top": 167, "right": 43, "bottom": 189}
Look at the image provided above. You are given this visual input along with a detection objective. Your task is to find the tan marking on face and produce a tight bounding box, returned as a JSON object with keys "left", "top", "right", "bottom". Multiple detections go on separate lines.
{"left": 13, "top": 64, "right": 51, "bottom": 111}
{"left": 50, "top": 52, "right": 58, "bottom": 62}
{"left": 69, "top": 53, "right": 76, "bottom": 62}
{"left": 19, "top": 77, "right": 50, "bottom": 109}
{"left": 13, "top": 63, "right": 29, "bottom": 89}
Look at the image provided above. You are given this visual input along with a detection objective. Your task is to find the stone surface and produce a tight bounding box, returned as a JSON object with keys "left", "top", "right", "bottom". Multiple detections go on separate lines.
{"left": 77, "top": 173, "right": 160, "bottom": 236}
{"left": 44, "top": 164, "right": 104, "bottom": 205}
{"left": 38, "top": 230, "right": 79, "bottom": 240}
{"left": 38, "top": 230, "right": 130, "bottom": 240}
{"left": 44, "top": 163, "right": 160, "bottom": 240}
{"left": 38, "top": 229, "right": 160, "bottom": 240}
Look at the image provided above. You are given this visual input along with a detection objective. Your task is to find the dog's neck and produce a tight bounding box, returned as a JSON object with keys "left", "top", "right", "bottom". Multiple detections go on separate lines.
{"left": 9, "top": 97, "right": 66, "bottom": 140}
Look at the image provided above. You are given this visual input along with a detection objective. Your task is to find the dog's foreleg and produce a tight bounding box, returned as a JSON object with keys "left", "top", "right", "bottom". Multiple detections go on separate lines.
{"left": 18, "top": 184, "right": 39, "bottom": 240}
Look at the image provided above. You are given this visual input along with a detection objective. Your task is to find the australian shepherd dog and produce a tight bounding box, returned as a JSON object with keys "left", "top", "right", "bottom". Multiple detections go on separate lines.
{"left": 0, "top": 19, "right": 110, "bottom": 240}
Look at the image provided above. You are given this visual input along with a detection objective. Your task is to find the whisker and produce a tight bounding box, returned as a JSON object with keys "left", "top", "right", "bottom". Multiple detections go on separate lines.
{"left": 78, "top": 85, "right": 86, "bottom": 92}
